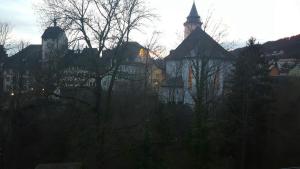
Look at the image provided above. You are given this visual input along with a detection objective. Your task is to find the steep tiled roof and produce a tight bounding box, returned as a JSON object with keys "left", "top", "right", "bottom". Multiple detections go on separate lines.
{"left": 121, "top": 42, "right": 144, "bottom": 62}
{"left": 165, "top": 27, "right": 232, "bottom": 60}
{"left": 102, "top": 41, "right": 145, "bottom": 63}
{"left": 4, "top": 45, "right": 42, "bottom": 70}
{"left": 63, "top": 48, "right": 100, "bottom": 71}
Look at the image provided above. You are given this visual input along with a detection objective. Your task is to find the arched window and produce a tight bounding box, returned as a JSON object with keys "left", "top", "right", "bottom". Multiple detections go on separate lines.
{"left": 188, "top": 66, "right": 193, "bottom": 89}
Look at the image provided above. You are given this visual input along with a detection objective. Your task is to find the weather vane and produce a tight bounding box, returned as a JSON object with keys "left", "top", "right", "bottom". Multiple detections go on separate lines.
{"left": 53, "top": 18, "right": 57, "bottom": 27}
{"left": 52, "top": 17, "right": 60, "bottom": 27}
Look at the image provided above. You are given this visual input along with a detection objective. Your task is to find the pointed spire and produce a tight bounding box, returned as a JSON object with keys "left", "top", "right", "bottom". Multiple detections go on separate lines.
{"left": 184, "top": 2, "right": 202, "bottom": 38}
{"left": 188, "top": 2, "right": 199, "bottom": 18}
{"left": 186, "top": 2, "right": 201, "bottom": 23}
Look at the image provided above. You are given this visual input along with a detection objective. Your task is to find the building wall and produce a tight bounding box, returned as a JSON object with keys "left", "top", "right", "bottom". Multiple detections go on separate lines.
{"left": 62, "top": 67, "right": 96, "bottom": 88}
{"left": 42, "top": 34, "right": 68, "bottom": 63}
{"left": 166, "top": 60, "right": 183, "bottom": 78}
{"left": 3, "top": 65, "right": 97, "bottom": 94}
{"left": 101, "top": 63, "right": 146, "bottom": 91}
{"left": 149, "top": 65, "right": 165, "bottom": 91}
{"left": 159, "top": 86, "right": 184, "bottom": 104}
{"left": 162, "top": 57, "right": 230, "bottom": 105}
{"left": 3, "top": 69, "right": 32, "bottom": 93}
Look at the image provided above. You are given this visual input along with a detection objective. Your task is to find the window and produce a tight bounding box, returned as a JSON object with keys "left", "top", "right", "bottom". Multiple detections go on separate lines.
{"left": 213, "top": 69, "right": 220, "bottom": 91}
{"left": 139, "top": 48, "right": 146, "bottom": 58}
{"left": 188, "top": 66, "right": 193, "bottom": 89}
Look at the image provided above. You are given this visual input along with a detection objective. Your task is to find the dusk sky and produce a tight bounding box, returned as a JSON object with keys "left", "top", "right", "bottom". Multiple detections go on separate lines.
{"left": 1, "top": 0, "right": 300, "bottom": 51}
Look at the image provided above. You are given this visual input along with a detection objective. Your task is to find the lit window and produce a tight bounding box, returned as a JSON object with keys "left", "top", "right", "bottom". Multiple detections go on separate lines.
{"left": 139, "top": 48, "right": 146, "bottom": 58}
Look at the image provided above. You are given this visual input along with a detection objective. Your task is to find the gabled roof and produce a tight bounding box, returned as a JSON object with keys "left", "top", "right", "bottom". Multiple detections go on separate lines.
{"left": 120, "top": 42, "right": 145, "bottom": 62}
{"left": 165, "top": 27, "right": 232, "bottom": 61}
{"left": 4, "top": 45, "right": 100, "bottom": 72}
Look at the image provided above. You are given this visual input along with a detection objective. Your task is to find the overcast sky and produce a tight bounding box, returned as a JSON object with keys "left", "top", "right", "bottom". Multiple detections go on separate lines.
{"left": 1, "top": 0, "right": 300, "bottom": 51}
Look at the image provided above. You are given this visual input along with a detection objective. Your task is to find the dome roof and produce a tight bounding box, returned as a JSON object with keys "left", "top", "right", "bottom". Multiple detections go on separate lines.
{"left": 42, "top": 26, "right": 65, "bottom": 40}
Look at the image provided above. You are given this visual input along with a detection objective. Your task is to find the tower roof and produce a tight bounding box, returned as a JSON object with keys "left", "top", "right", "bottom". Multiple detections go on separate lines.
{"left": 41, "top": 26, "right": 65, "bottom": 40}
{"left": 186, "top": 2, "right": 201, "bottom": 23}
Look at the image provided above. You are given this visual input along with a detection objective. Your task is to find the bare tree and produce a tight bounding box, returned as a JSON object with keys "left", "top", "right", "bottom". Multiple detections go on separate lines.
{"left": 0, "top": 22, "right": 12, "bottom": 46}
{"left": 35, "top": 0, "right": 153, "bottom": 55}
{"left": 202, "top": 9, "right": 240, "bottom": 52}
{"left": 187, "top": 42, "right": 231, "bottom": 169}
{"left": 190, "top": 47, "right": 222, "bottom": 115}
{"left": 34, "top": 0, "right": 155, "bottom": 167}
{"left": 8, "top": 40, "right": 30, "bottom": 56}
{"left": 35, "top": 0, "right": 154, "bottom": 110}
{"left": 142, "top": 31, "right": 165, "bottom": 90}
{"left": 185, "top": 8, "right": 235, "bottom": 117}
{"left": 101, "top": 0, "right": 155, "bottom": 114}
{"left": 144, "top": 31, "right": 165, "bottom": 59}
{"left": 202, "top": 9, "right": 228, "bottom": 44}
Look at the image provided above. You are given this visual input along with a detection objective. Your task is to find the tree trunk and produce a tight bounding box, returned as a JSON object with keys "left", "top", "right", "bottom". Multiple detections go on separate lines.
{"left": 105, "top": 65, "right": 119, "bottom": 116}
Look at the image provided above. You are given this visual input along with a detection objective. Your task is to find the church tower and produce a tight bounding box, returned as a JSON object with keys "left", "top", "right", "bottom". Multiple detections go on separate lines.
{"left": 41, "top": 20, "right": 68, "bottom": 65}
{"left": 184, "top": 2, "right": 202, "bottom": 39}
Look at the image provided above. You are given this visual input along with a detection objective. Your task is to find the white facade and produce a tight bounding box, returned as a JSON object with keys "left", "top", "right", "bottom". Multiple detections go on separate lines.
{"left": 61, "top": 67, "right": 96, "bottom": 88}
{"left": 159, "top": 3, "right": 232, "bottom": 106}
{"left": 162, "top": 56, "right": 230, "bottom": 105}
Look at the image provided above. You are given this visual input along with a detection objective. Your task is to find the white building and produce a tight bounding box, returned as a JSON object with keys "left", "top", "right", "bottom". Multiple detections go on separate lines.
{"left": 159, "top": 3, "right": 232, "bottom": 105}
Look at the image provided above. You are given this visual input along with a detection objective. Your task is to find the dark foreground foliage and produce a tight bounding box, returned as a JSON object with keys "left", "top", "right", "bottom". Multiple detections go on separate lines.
{"left": 1, "top": 39, "right": 300, "bottom": 169}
